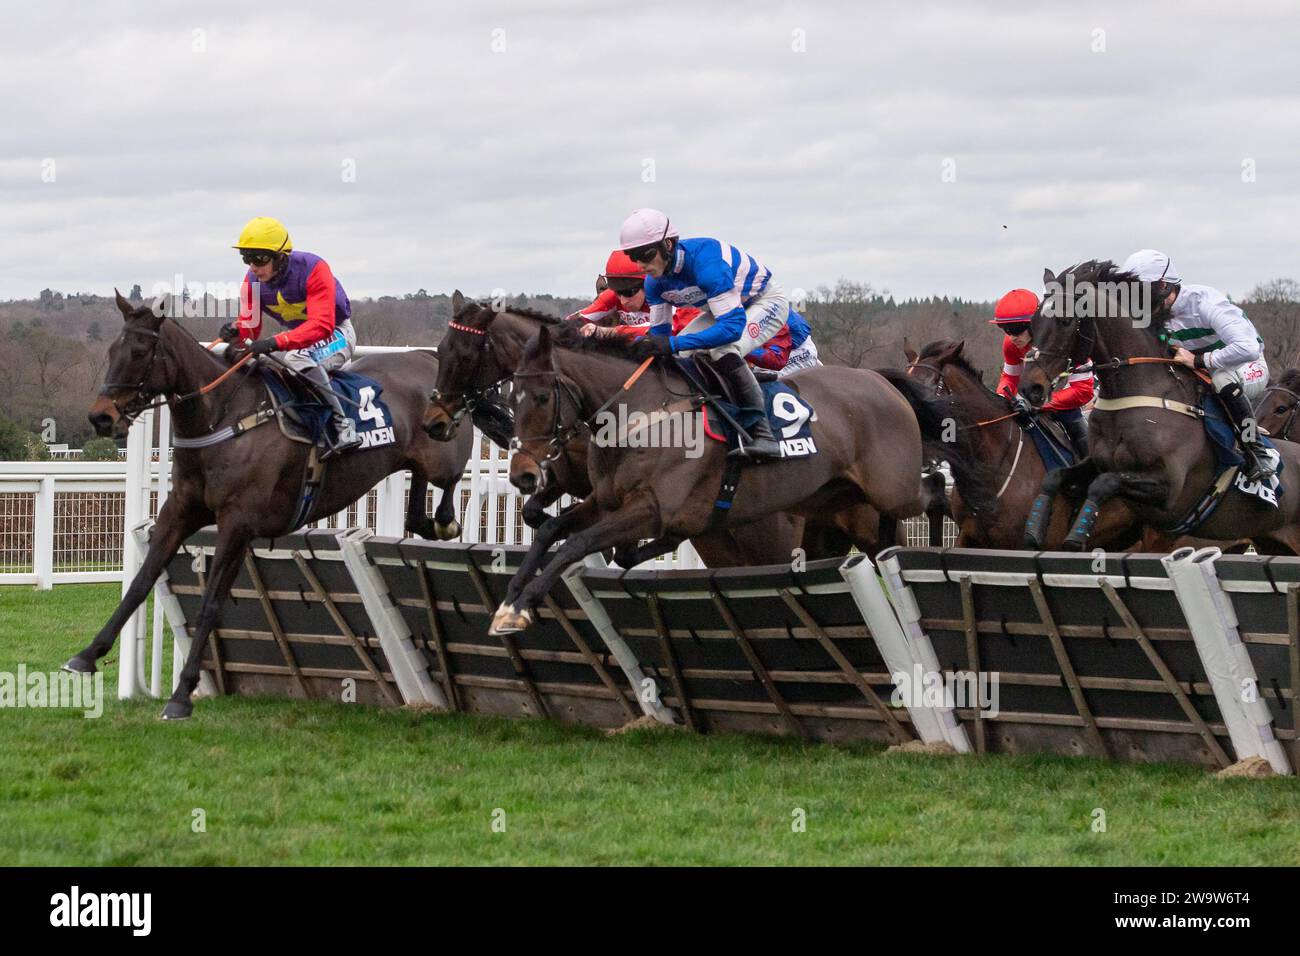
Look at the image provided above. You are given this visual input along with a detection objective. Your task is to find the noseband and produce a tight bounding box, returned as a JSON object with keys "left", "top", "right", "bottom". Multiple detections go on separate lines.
{"left": 99, "top": 325, "right": 168, "bottom": 425}
{"left": 509, "top": 370, "right": 588, "bottom": 468}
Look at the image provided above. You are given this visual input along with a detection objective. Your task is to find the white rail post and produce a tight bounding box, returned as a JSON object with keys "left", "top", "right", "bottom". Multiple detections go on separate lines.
{"left": 375, "top": 472, "right": 406, "bottom": 538}
{"left": 33, "top": 474, "right": 55, "bottom": 590}
{"left": 149, "top": 405, "right": 172, "bottom": 697}
{"left": 118, "top": 408, "right": 153, "bottom": 699}
{"left": 1163, "top": 547, "right": 1291, "bottom": 774}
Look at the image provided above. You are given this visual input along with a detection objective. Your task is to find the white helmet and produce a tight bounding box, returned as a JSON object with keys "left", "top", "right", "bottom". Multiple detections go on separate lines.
{"left": 1120, "top": 249, "right": 1181, "bottom": 285}
{"left": 618, "top": 208, "right": 678, "bottom": 250}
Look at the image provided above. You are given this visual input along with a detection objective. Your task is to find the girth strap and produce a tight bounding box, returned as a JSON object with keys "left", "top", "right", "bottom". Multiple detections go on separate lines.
{"left": 171, "top": 407, "right": 276, "bottom": 448}
{"left": 1093, "top": 395, "right": 1203, "bottom": 420}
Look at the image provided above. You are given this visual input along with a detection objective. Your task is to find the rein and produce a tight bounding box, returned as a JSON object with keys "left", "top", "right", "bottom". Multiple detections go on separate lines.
{"left": 101, "top": 324, "right": 254, "bottom": 426}
{"left": 429, "top": 319, "right": 507, "bottom": 426}
{"left": 511, "top": 357, "right": 655, "bottom": 466}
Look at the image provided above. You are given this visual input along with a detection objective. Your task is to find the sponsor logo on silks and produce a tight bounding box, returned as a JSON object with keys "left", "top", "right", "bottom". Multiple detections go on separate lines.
{"left": 50, "top": 886, "right": 151, "bottom": 936}
{"left": 746, "top": 322, "right": 760, "bottom": 340}
{"left": 658, "top": 286, "right": 705, "bottom": 305}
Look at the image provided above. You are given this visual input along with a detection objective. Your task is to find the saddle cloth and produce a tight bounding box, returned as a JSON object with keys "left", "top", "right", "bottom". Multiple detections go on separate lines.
{"left": 261, "top": 367, "right": 397, "bottom": 455}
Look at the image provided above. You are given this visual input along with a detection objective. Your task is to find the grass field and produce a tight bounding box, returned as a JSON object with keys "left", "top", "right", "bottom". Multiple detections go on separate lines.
{"left": 2, "top": 584, "right": 1299, "bottom": 866}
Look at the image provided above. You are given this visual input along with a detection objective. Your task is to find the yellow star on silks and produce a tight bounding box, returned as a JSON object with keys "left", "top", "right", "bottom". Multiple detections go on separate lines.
{"left": 269, "top": 292, "right": 308, "bottom": 322}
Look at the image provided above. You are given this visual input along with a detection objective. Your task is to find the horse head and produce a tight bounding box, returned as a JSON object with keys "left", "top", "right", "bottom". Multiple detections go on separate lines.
{"left": 89, "top": 290, "right": 172, "bottom": 438}
{"left": 1257, "top": 368, "right": 1300, "bottom": 442}
{"left": 508, "top": 324, "right": 562, "bottom": 496}
{"left": 425, "top": 290, "right": 507, "bottom": 440}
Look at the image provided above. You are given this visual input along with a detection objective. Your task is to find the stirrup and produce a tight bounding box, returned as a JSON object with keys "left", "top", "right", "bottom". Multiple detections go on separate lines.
{"left": 321, "top": 418, "right": 362, "bottom": 460}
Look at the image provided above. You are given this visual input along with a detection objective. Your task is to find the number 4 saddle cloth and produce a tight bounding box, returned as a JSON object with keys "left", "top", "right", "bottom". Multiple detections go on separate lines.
{"left": 260, "top": 367, "right": 397, "bottom": 455}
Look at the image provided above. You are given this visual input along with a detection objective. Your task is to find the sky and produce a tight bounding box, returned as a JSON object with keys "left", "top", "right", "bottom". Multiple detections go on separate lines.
{"left": 2, "top": 0, "right": 1299, "bottom": 303}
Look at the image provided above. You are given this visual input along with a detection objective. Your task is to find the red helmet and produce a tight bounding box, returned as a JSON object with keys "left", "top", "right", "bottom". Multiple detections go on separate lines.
{"left": 989, "top": 288, "right": 1040, "bottom": 326}
{"left": 601, "top": 250, "right": 643, "bottom": 280}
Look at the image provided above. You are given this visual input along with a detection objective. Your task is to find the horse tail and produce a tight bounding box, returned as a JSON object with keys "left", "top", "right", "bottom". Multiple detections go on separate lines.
{"left": 875, "top": 367, "right": 996, "bottom": 516}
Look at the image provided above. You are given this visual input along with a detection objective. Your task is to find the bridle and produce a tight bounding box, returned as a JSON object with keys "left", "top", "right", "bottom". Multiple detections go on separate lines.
{"left": 509, "top": 356, "right": 657, "bottom": 473}
{"left": 99, "top": 320, "right": 255, "bottom": 428}
{"left": 509, "top": 369, "right": 590, "bottom": 469}
{"left": 1261, "top": 383, "right": 1300, "bottom": 440}
{"left": 429, "top": 319, "right": 507, "bottom": 427}
{"left": 99, "top": 325, "right": 168, "bottom": 425}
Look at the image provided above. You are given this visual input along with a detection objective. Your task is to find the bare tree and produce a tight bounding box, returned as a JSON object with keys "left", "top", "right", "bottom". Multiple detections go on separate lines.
{"left": 1244, "top": 278, "right": 1300, "bottom": 372}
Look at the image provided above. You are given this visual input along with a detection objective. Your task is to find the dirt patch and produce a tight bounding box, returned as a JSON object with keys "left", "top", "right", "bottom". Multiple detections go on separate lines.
{"left": 605, "top": 715, "right": 682, "bottom": 736}
{"left": 886, "top": 740, "right": 959, "bottom": 756}
{"left": 1214, "top": 756, "right": 1276, "bottom": 779}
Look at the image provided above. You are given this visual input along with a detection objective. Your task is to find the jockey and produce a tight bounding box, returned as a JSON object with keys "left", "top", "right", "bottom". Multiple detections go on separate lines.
{"left": 617, "top": 208, "right": 789, "bottom": 459}
{"left": 992, "top": 288, "right": 1092, "bottom": 459}
{"left": 570, "top": 250, "right": 797, "bottom": 372}
{"left": 1121, "top": 249, "right": 1273, "bottom": 481}
{"left": 224, "top": 217, "right": 361, "bottom": 459}
{"left": 781, "top": 309, "right": 822, "bottom": 379}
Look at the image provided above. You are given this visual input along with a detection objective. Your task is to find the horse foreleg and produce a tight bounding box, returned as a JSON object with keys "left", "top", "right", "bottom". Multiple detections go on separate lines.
{"left": 64, "top": 497, "right": 207, "bottom": 674}
{"left": 501, "top": 496, "right": 601, "bottom": 609}
{"left": 1063, "top": 472, "right": 1169, "bottom": 552}
{"left": 521, "top": 481, "right": 566, "bottom": 530}
{"left": 612, "top": 535, "right": 684, "bottom": 569}
{"left": 161, "top": 525, "right": 253, "bottom": 720}
{"left": 1025, "top": 461, "right": 1097, "bottom": 549}
{"left": 403, "top": 472, "right": 436, "bottom": 539}
{"left": 492, "top": 495, "right": 659, "bottom": 634}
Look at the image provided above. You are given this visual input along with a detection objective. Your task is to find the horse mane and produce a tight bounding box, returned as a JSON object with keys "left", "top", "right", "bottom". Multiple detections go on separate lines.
{"left": 1052, "top": 259, "right": 1175, "bottom": 338}
{"left": 523, "top": 321, "right": 659, "bottom": 366}
{"left": 465, "top": 301, "right": 565, "bottom": 325}
{"left": 1278, "top": 368, "right": 1300, "bottom": 392}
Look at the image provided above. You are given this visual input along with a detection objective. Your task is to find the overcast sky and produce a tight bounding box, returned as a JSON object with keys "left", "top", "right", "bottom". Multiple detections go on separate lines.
{"left": 3, "top": 0, "right": 1298, "bottom": 304}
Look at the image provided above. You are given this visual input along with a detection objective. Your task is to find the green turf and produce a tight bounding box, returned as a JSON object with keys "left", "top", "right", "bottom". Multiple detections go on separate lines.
{"left": 1, "top": 584, "right": 1298, "bottom": 865}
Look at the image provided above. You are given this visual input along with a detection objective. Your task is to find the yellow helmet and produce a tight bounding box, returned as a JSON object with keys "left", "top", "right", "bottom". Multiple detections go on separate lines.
{"left": 233, "top": 217, "right": 293, "bottom": 254}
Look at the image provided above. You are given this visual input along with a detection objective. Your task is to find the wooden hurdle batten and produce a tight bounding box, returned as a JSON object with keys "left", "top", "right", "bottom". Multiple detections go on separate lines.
{"left": 338, "top": 529, "right": 446, "bottom": 708}
{"left": 1162, "top": 548, "right": 1291, "bottom": 775}
{"left": 876, "top": 547, "right": 1239, "bottom": 766}
{"left": 563, "top": 555, "right": 678, "bottom": 725}
{"left": 842, "top": 554, "right": 970, "bottom": 751}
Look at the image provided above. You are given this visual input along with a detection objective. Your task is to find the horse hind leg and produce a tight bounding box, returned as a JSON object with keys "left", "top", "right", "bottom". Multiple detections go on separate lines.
{"left": 162, "top": 525, "right": 253, "bottom": 720}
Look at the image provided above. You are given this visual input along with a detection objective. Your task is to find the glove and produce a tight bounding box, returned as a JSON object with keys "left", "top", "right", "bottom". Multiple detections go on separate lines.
{"left": 630, "top": 334, "right": 674, "bottom": 361}
{"left": 218, "top": 322, "right": 239, "bottom": 342}
{"left": 1010, "top": 394, "right": 1034, "bottom": 419}
{"left": 249, "top": 338, "right": 277, "bottom": 355}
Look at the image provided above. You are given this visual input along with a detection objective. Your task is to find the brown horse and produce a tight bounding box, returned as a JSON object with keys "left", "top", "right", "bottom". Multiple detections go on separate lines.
{"left": 904, "top": 338, "right": 1141, "bottom": 550}
{"left": 1257, "top": 369, "right": 1300, "bottom": 442}
{"left": 489, "top": 323, "right": 944, "bottom": 633}
{"left": 1021, "top": 261, "right": 1300, "bottom": 554}
{"left": 66, "top": 292, "right": 474, "bottom": 719}
{"left": 422, "top": 293, "right": 814, "bottom": 566}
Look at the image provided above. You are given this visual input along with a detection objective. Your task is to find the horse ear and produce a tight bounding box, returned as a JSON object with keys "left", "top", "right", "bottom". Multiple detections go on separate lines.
{"left": 451, "top": 290, "right": 465, "bottom": 315}
{"left": 953, "top": 339, "right": 966, "bottom": 357}
{"left": 903, "top": 337, "right": 918, "bottom": 364}
{"left": 115, "top": 288, "right": 134, "bottom": 319}
{"left": 1043, "top": 267, "right": 1055, "bottom": 287}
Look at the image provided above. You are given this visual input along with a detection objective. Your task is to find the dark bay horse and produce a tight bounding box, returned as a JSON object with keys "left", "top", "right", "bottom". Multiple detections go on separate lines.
{"left": 904, "top": 338, "right": 1141, "bottom": 550}
{"left": 66, "top": 292, "right": 474, "bottom": 719}
{"left": 1020, "top": 262, "right": 1300, "bottom": 554}
{"left": 489, "top": 323, "right": 945, "bottom": 633}
{"left": 423, "top": 293, "right": 810, "bottom": 566}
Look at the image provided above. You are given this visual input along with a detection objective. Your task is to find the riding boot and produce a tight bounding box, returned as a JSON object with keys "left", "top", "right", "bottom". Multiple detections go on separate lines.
{"left": 716, "top": 352, "right": 783, "bottom": 461}
{"left": 1062, "top": 414, "right": 1089, "bottom": 459}
{"left": 303, "top": 365, "right": 362, "bottom": 460}
{"left": 1218, "top": 381, "right": 1274, "bottom": 482}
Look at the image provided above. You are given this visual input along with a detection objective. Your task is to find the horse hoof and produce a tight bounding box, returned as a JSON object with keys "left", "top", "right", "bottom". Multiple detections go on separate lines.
{"left": 160, "top": 700, "right": 193, "bottom": 721}
{"left": 522, "top": 510, "right": 545, "bottom": 530}
{"left": 435, "top": 519, "right": 461, "bottom": 541}
{"left": 489, "top": 603, "right": 532, "bottom": 636}
{"left": 61, "top": 656, "right": 96, "bottom": 675}
{"left": 405, "top": 521, "right": 435, "bottom": 540}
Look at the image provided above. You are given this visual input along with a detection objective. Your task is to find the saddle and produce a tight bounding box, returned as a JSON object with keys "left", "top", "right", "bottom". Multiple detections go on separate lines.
{"left": 257, "top": 364, "right": 397, "bottom": 454}
{"left": 673, "top": 356, "right": 818, "bottom": 461}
